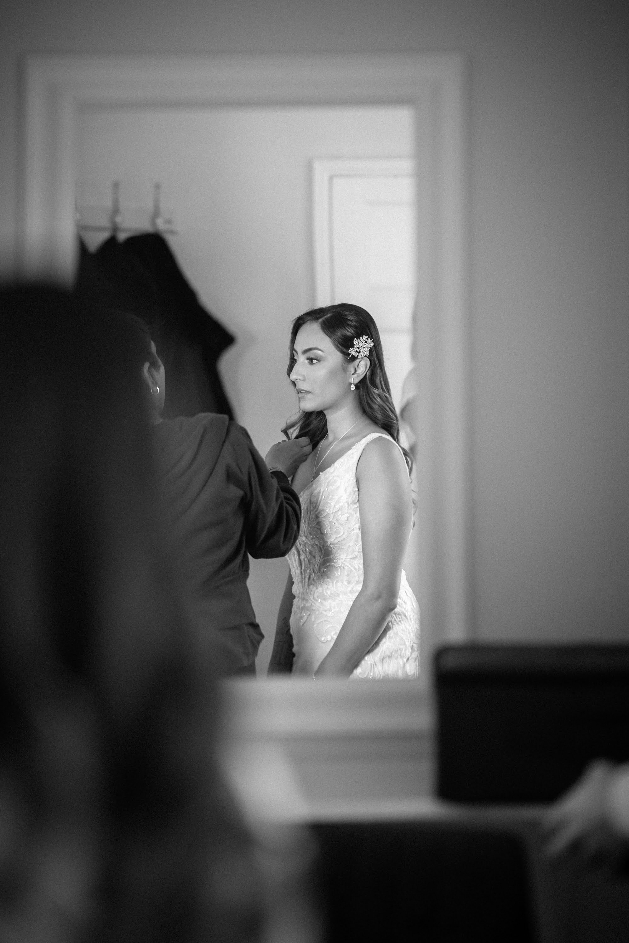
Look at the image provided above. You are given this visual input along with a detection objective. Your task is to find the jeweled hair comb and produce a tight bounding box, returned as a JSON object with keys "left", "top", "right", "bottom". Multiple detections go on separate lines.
{"left": 348, "top": 335, "right": 374, "bottom": 359}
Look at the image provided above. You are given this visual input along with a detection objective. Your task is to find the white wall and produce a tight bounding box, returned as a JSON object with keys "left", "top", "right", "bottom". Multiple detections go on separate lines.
{"left": 77, "top": 105, "right": 414, "bottom": 671}
{"left": 2, "top": 0, "right": 628, "bottom": 652}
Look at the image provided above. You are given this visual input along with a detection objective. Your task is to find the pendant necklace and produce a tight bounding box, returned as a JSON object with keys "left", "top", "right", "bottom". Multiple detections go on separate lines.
{"left": 311, "top": 419, "right": 361, "bottom": 481}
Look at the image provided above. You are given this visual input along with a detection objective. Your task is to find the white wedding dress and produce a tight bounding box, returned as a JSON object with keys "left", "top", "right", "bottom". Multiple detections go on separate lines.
{"left": 288, "top": 432, "right": 420, "bottom": 679}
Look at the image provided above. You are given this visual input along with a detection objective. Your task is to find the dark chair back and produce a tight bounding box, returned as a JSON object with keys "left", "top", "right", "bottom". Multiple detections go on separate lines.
{"left": 435, "top": 643, "right": 629, "bottom": 803}
{"left": 312, "top": 819, "right": 537, "bottom": 943}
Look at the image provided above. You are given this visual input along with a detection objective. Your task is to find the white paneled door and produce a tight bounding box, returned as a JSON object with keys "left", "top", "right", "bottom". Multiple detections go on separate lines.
{"left": 312, "top": 159, "right": 417, "bottom": 415}
{"left": 312, "top": 158, "right": 421, "bottom": 600}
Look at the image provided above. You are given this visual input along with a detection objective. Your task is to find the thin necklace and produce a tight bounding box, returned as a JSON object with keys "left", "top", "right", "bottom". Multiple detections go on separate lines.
{"left": 312, "top": 419, "right": 361, "bottom": 481}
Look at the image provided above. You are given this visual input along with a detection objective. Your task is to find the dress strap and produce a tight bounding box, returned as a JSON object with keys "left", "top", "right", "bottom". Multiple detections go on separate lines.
{"left": 354, "top": 431, "right": 403, "bottom": 458}
{"left": 348, "top": 431, "right": 406, "bottom": 475}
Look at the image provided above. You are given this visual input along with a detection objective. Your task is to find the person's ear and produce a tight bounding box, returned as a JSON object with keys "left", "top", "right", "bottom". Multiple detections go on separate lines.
{"left": 351, "top": 356, "right": 370, "bottom": 387}
{"left": 142, "top": 360, "right": 158, "bottom": 394}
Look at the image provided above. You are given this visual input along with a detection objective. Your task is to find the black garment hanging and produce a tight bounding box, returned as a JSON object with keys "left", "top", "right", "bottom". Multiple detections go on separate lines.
{"left": 119, "top": 233, "right": 235, "bottom": 420}
{"left": 73, "top": 238, "right": 135, "bottom": 313}
{"left": 75, "top": 235, "right": 236, "bottom": 420}
{"left": 89, "top": 234, "right": 163, "bottom": 328}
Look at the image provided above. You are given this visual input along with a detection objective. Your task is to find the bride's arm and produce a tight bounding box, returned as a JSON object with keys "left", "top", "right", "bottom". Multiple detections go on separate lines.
{"left": 268, "top": 570, "right": 295, "bottom": 674}
{"left": 314, "top": 438, "right": 412, "bottom": 678}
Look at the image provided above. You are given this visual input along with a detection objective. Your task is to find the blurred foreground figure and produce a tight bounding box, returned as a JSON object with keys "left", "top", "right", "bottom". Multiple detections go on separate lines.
{"left": 545, "top": 759, "right": 629, "bottom": 871}
{"left": 0, "top": 283, "right": 316, "bottom": 943}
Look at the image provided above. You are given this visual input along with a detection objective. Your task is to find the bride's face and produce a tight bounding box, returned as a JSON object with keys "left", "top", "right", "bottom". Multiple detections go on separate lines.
{"left": 290, "top": 322, "right": 352, "bottom": 413}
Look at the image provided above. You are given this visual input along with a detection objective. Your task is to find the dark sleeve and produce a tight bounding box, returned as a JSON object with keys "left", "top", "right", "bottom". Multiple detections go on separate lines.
{"left": 231, "top": 425, "right": 301, "bottom": 559}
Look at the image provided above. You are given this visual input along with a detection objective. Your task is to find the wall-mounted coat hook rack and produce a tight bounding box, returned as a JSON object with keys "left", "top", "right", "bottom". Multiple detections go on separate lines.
{"left": 151, "top": 182, "right": 175, "bottom": 233}
{"left": 109, "top": 180, "right": 123, "bottom": 235}
{"left": 76, "top": 180, "right": 177, "bottom": 237}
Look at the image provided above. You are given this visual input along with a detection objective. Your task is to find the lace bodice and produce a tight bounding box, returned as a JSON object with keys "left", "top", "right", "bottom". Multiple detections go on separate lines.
{"left": 287, "top": 433, "right": 420, "bottom": 679}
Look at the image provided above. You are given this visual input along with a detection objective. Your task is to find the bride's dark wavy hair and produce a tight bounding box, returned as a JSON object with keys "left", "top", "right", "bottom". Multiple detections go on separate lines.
{"left": 282, "top": 303, "right": 412, "bottom": 474}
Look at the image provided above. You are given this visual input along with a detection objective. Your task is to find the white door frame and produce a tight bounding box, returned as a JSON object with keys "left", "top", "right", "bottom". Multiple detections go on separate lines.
{"left": 20, "top": 53, "right": 469, "bottom": 808}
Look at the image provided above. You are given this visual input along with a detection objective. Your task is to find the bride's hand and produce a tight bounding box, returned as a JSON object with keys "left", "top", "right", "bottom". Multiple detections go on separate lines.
{"left": 265, "top": 437, "right": 312, "bottom": 479}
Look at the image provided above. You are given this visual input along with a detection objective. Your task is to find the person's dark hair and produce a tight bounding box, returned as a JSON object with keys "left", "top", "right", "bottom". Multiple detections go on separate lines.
{"left": 121, "top": 309, "right": 160, "bottom": 364}
{"left": 104, "top": 307, "right": 161, "bottom": 374}
{"left": 283, "top": 303, "right": 412, "bottom": 473}
{"left": 0, "top": 283, "right": 264, "bottom": 943}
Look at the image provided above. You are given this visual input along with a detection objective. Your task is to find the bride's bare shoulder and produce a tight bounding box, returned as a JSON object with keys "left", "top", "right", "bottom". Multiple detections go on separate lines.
{"left": 358, "top": 432, "right": 406, "bottom": 472}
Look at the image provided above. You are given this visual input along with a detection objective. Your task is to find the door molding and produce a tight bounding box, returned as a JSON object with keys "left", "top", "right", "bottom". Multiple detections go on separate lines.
{"left": 312, "top": 157, "right": 416, "bottom": 308}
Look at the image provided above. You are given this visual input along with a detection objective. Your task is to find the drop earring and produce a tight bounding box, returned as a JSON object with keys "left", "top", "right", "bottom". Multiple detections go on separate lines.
{"left": 350, "top": 381, "right": 355, "bottom": 391}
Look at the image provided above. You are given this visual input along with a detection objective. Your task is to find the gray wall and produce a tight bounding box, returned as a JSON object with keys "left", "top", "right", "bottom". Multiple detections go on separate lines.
{"left": 2, "top": 0, "right": 627, "bottom": 645}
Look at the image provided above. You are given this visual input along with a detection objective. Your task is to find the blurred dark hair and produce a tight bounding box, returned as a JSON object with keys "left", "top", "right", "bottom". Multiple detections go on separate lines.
{"left": 116, "top": 308, "right": 161, "bottom": 369}
{"left": 283, "top": 303, "right": 412, "bottom": 473}
{"left": 0, "top": 283, "right": 263, "bottom": 943}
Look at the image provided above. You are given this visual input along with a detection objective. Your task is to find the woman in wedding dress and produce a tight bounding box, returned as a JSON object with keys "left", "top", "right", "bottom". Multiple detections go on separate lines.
{"left": 269, "top": 303, "right": 420, "bottom": 680}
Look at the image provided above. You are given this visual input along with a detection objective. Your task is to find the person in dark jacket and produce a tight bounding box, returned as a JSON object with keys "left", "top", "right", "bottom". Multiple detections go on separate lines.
{"left": 136, "top": 313, "right": 311, "bottom": 676}
{"left": 0, "top": 283, "right": 269, "bottom": 943}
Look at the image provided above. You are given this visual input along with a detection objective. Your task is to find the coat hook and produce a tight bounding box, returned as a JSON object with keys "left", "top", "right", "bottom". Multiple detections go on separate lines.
{"left": 109, "top": 181, "right": 123, "bottom": 236}
{"left": 151, "top": 182, "right": 164, "bottom": 232}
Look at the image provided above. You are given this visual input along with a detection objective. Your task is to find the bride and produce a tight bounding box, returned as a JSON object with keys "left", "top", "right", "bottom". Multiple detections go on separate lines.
{"left": 268, "top": 303, "right": 420, "bottom": 679}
